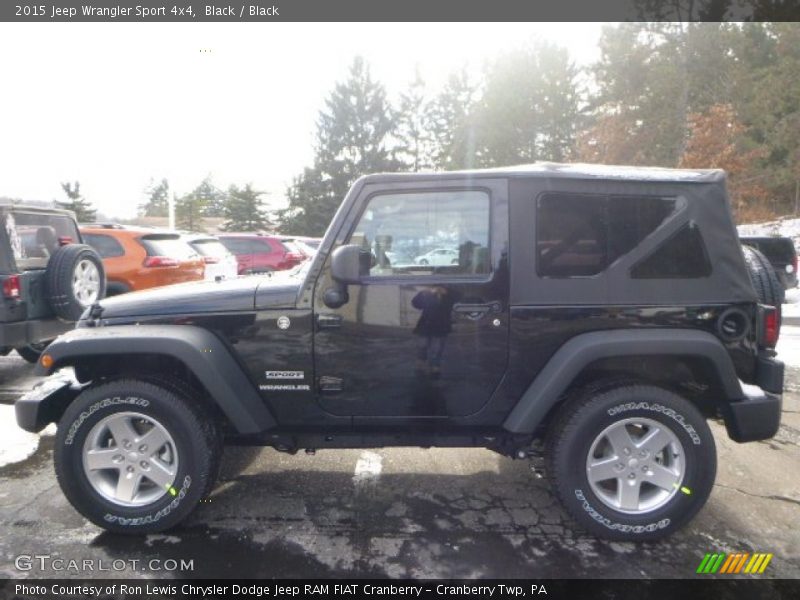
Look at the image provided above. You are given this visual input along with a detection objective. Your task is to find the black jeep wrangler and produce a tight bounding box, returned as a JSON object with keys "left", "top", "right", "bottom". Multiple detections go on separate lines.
{"left": 16, "top": 164, "right": 784, "bottom": 541}
{"left": 0, "top": 200, "right": 106, "bottom": 362}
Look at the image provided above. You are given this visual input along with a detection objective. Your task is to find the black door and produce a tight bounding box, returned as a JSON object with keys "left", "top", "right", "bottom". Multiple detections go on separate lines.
{"left": 313, "top": 180, "right": 510, "bottom": 420}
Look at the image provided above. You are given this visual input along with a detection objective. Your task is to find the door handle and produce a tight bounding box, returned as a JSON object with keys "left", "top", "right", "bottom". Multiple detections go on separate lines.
{"left": 317, "top": 313, "right": 343, "bottom": 329}
{"left": 453, "top": 302, "right": 502, "bottom": 320}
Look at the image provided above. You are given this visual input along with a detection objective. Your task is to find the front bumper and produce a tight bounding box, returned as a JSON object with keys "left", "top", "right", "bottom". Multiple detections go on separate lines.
{"left": 15, "top": 378, "right": 81, "bottom": 433}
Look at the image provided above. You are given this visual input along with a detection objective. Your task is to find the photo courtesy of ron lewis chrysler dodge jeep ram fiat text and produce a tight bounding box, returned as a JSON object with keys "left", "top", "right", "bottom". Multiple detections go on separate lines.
{"left": 16, "top": 163, "right": 784, "bottom": 541}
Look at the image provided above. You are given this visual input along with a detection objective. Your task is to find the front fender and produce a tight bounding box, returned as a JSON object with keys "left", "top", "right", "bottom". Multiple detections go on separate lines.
{"left": 503, "top": 328, "right": 745, "bottom": 434}
{"left": 36, "top": 325, "right": 276, "bottom": 434}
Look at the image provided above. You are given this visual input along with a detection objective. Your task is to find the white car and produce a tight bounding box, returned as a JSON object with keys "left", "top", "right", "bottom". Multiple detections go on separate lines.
{"left": 414, "top": 248, "right": 459, "bottom": 266}
{"left": 185, "top": 235, "right": 239, "bottom": 281}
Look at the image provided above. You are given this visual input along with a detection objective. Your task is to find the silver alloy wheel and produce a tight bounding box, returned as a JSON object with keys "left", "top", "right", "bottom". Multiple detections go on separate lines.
{"left": 82, "top": 411, "right": 179, "bottom": 507}
{"left": 72, "top": 259, "right": 101, "bottom": 306}
{"left": 586, "top": 417, "right": 684, "bottom": 514}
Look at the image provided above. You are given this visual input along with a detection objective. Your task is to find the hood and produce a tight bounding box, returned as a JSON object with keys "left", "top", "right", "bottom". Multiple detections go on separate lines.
{"left": 95, "top": 275, "right": 300, "bottom": 319}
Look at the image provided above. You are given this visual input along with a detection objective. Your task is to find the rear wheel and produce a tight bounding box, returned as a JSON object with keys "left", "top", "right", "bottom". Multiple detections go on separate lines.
{"left": 547, "top": 383, "right": 716, "bottom": 541}
{"left": 54, "top": 379, "right": 220, "bottom": 534}
{"left": 46, "top": 244, "right": 106, "bottom": 320}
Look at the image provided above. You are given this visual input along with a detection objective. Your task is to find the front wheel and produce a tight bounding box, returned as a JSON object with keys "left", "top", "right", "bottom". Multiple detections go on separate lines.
{"left": 54, "top": 379, "right": 220, "bottom": 534}
{"left": 547, "top": 384, "right": 716, "bottom": 541}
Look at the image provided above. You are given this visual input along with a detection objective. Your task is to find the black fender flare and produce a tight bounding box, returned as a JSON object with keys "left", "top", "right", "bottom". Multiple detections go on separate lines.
{"left": 502, "top": 328, "right": 744, "bottom": 434}
{"left": 35, "top": 325, "right": 275, "bottom": 434}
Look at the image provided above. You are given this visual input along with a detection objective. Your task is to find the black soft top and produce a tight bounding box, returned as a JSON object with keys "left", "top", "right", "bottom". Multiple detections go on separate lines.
{"left": 360, "top": 162, "right": 726, "bottom": 185}
{"left": 355, "top": 162, "right": 755, "bottom": 306}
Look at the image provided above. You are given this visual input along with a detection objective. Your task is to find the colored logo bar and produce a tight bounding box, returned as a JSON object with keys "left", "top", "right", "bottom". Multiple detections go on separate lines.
{"left": 696, "top": 552, "right": 773, "bottom": 574}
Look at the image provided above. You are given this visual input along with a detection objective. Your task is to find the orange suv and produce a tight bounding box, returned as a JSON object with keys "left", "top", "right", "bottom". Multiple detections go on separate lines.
{"left": 80, "top": 225, "right": 205, "bottom": 295}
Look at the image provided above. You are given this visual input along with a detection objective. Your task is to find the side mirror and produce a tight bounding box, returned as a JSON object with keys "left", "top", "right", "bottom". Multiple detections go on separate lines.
{"left": 330, "top": 244, "right": 367, "bottom": 284}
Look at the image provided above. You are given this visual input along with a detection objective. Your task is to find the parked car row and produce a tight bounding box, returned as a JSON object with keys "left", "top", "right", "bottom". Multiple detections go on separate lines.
{"left": 80, "top": 225, "right": 320, "bottom": 295}
{"left": 0, "top": 203, "right": 319, "bottom": 363}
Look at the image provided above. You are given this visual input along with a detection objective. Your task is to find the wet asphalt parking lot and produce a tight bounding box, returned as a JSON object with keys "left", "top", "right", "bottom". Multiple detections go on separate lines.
{"left": 0, "top": 331, "right": 799, "bottom": 580}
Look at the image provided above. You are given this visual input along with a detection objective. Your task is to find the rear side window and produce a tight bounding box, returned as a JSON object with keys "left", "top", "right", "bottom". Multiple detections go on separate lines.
{"left": 139, "top": 235, "right": 199, "bottom": 260}
{"left": 536, "top": 193, "right": 675, "bottom": 278}
{"left": 190, "top": 239, "right": 231, "bottom": 259}
{"left": 83, "top": 233, "right": 125, "bottom": 258}
{"left": 631, "top": 223, "right": 712, "bottom": 279}
{"left": 219, "top": 238, "right": 272, "bottom": 255}
{"left": 7, "top": 211, "right": 80, "bottom": 270}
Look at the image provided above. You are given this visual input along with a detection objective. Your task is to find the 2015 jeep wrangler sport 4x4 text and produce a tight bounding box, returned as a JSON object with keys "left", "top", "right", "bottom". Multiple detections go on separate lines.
{"left": 16, "top": 163, "right": 784, "bottom": 541}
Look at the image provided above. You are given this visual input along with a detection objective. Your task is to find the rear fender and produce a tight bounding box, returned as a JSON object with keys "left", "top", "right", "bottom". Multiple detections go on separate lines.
{"left": 503, "top": 328, "right": 745, "bottom": 434}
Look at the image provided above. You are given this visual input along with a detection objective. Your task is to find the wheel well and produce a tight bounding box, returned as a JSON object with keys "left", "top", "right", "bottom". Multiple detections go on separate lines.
{"left": 536, "top": 354, "right": 726, "bottom": 436}
{"left": 66, "top": 353, "right": 233, "bottom": 432}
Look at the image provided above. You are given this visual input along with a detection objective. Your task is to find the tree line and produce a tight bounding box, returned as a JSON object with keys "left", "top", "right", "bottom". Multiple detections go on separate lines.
{"left": 57, "top": 22, "right": 800, "bottom": 233}
{"left": 56, "top": 177, "right": 271, "bottom": 232}
{"left": 281, "top": 22, "right": 800, "bottom": 234}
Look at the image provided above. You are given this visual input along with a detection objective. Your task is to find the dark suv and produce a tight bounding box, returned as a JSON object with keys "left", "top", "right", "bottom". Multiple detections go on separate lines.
{"left": 0, "top": 201, "right": 106, "bottom": 362}
{"left": 16, "top": 164, "right": 784, "bottom": 541}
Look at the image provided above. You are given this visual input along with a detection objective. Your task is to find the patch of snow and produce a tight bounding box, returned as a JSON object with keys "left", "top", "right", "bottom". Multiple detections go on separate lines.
{"left": 40, "top": 423, "right": 57, "bottom": 437}
{"left": 353, "top": 451, "right": 383, "bottom": 488}
{"left": 0, "top": 404, "right": 40, "bottom": 467}
{"left": 776, "top": 325, "right": 800, "bottom": 368}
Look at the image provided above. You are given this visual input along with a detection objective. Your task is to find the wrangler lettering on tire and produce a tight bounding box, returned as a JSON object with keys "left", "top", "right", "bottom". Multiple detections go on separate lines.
{"left": 54, "top": 380, "right": 220, "bottom": 534}
{"left": 547, "top": 384, "right": 716, "bottom": 540}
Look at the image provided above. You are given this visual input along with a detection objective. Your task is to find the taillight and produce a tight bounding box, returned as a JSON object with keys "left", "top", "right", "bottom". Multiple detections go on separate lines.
{"left": 2, "top": 275, "right": 20, "bottom": 299}
{"left": 143, "top": 256, "right": 179, "bottom": 268}
{"left": 760, "top": 305, "right": 780, "bottom": 348}
{"left": 203, "top": 256, "right": 220, "bottom": 264}
{"left": 285, "top": 252, "right": 304, "bottom": 262}
{"left": 58, "top": 236, "right": 73, "bottom": 246}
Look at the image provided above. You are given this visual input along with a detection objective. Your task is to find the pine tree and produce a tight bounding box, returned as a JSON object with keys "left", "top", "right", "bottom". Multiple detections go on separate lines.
{"left": 474, "top": 43, "right": 581, "bottom": 166}
{"left": 175, "top": 192, "right": 207, "bottom": 232}
{"left": 193, "top": 177, "right": 226, "bottom": 218}
{"left": 426, "top": 68, "right": 478, "bottom": 170}
{"left": 278, "top": 167, "right": 334, "bottom": 236}
{"left": 395, "top": 67, "right": 433, "bottom": 171}
{"left": 222, "top": 184, "right": 270, "bottom": 232}
{"left": 581, "top": 23, "right": 689, "bottom": 166}
{"left": 56, "top": 181, "right": 96, "bottom": 223}
{"left": 139, "top": 178, "right": 170, "bottom": 217}
{"left": 281, "top": 56, "right": 401, "bottom": 236}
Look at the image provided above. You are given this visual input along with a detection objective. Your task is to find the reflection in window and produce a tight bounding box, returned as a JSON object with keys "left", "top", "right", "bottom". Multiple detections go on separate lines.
{"left": 536, "top": 193, "right": 676, "bottom": 278}
{"left": 351, "top": 190, "right": 491, "bottom": 277}
{"left": 631, "top": 223, "right": 712, "bottom": 279}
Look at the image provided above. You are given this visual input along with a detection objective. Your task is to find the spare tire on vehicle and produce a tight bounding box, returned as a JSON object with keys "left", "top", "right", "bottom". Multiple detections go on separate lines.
{"left": 45, "top": 244, "right": 106, "bottom": 321}
{"left": 742, "top": 245, "right": 783, "bottom": 325}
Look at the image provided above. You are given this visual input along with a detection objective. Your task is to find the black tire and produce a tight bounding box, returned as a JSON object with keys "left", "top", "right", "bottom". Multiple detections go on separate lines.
{"left": 547, "top": 383, "right": 716, "bottom": 541}
{"left": 46, "top": 244, "right": 107, "bottom": 321}
{"left": 742, "top": 245, "right": 784, "bottom": 321}
{"left": 54, "top": 379, "right": 221, "bottom": 534}
{"left": 15, "top": 341, "right": 51, "bottom": 364}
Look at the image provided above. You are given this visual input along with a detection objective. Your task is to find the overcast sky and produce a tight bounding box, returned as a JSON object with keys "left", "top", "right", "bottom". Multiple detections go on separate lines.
{"left": 0, "top": 23, "right": 604, "bottom": 220}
